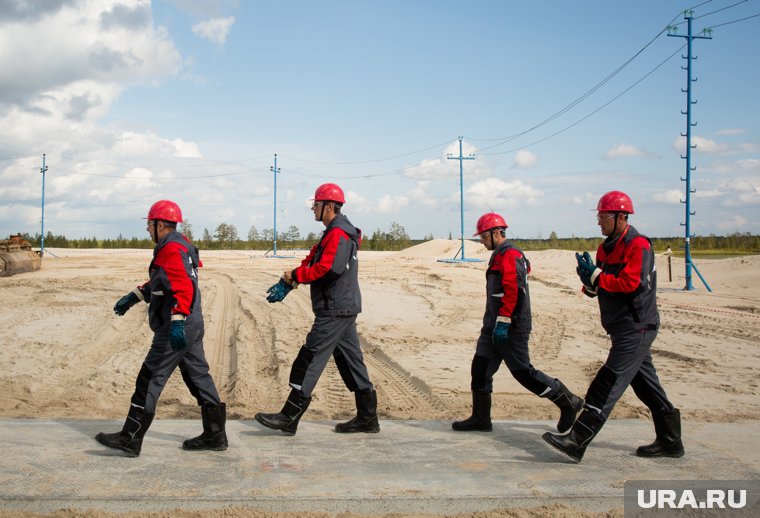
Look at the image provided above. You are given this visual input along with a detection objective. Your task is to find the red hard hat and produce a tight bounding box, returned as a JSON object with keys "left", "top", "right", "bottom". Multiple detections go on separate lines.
{"left": 313, "top": 183, "right": 345, "bottom": 204}
{"left": 473, "top": 212, "right": 508, "bottom": 236}
{"left": 146, "top": 200, "right": 183, "bottom": 223}
{"left": 596, "top": 191, "right": 634, "bottom": 214}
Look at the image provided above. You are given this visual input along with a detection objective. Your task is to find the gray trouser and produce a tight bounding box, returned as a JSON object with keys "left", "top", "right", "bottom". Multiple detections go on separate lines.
{"left": 472, "top": 327, "right": 557, "bottom": 396}
{"left": 585, "top": 327, "right": 674, "bottom": 419}
{"left": 130, "top": 324, "right": 221, "bottom": 414}
{"left": 288, "top": 314, "right": 373, "bottom": 398}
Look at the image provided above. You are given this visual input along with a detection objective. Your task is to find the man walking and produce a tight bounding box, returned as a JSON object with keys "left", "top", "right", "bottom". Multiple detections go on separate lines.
{"left": 543, "top": 191, "right": 684, "bottom": 462}
{"left": 256, "top": 183, "right": 378, "bottom": 435}
{"left": 453, "top": 212, "right": 583, "bottom": 434}
{"left": 96, "top": 200, "right": 227, "bottom": 456}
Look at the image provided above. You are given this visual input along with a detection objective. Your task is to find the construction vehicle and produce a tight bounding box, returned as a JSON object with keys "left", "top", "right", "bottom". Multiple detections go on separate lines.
{"left": 0, "top": 234, "right": 42, "bottom": 277}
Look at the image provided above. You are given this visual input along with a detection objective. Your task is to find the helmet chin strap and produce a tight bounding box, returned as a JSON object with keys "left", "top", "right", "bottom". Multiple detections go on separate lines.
{"left": 319, "top": 203, "right": 326, "bottom": 222}
{"left": 152, "top": 221, "right": 159, "bottom": 243}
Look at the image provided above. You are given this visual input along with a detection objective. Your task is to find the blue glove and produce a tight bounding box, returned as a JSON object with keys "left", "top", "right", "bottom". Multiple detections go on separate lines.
{"left": 575, "top": 251, "right": 599, "bottom": 288}
{"left": 169, "top": 318, "right": 187, "bottom": 351}
{"left": 114, "top": 292, "right": 139, "bottom": 316}
{"left": 492, "top": 321, "right": 510, "bottom": 348}
{"left": 266, "top": 278, "right": 293, "bottom": 303}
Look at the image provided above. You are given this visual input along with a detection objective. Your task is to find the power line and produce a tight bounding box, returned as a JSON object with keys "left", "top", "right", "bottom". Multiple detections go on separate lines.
{"left": 694, "top": 0, "right": 749, "bottom": 20}
{"left": 477, "top": 43, "right": 687, "bottom": 157}
{"left": 278, "top": 138, "right": 454, "bottom": 165}
{"left": 468, "top": 9, "right": 688, "bottom": 152}
{"left": 706, "top": 11, "right": 760, "bottom": 27}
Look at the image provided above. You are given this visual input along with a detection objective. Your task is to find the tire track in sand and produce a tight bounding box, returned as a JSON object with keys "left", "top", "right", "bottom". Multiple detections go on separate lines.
{"left": 360, "top": 336, "right": 449, "bottom": 418}
{"left": 200, "top": 271, "right": 238, "bottom": 400}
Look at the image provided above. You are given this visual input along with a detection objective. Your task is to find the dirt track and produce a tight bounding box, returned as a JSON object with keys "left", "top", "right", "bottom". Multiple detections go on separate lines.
{"left": 1, "top": 243, "right": 759, "bottom": 427}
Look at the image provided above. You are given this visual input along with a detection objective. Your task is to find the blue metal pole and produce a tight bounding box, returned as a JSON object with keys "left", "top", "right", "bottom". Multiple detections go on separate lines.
{"left": 684, "top": 15, "right": 694, "bottom": 291}
{"left": 458, "top": 137, "right": 465, "bottom": 260}
{"left": 40, "top": 153, "right": 47, "bottom": 257}
{"left": 669, "top": 11, "right": 711, "bottom": 292}
{"left": 271, "top": 154, "right": 278, "bottom": 256}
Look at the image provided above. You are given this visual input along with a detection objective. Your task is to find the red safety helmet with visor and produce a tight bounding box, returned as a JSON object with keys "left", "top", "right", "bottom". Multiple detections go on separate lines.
{"left": 473, "top": 212, "right": 508, "bottom": 237}
{"left": 596, "top": 191, "right": 634, "bottom": 214}
{"left": 312, "top": 183, "right": 346, "bottom": 204}
{"left": 146, "top": 200, "right": 183, "bottom": 223}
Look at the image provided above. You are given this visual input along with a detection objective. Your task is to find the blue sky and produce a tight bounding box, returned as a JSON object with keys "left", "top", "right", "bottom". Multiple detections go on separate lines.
{"left": 1, "top": 0, "right": 759, "bottom": 242}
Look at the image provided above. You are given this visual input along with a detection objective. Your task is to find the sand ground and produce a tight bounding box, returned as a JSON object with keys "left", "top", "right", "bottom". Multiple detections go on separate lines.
{"left": 1, "top": 240, "right": 759, "bottom": 517}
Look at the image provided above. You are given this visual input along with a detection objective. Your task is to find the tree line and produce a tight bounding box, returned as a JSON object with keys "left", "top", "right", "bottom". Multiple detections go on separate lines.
{"left": 19, "top": 220, "right": 415, "bottom": 252}
{"left": 18, "top": 227, "right": 760, "bottom": 254}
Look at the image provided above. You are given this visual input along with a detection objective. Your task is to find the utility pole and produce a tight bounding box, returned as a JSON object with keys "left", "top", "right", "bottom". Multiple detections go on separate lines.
{"left": 439, "top": 137, "right": 481, "bottom": 263}
{"left": 39, "top": 154, "right": 48, "bottom": 258}
{"left": 668, "top": 10, "right": 712, "bottom": 292}
{"left": 270, "top": 154, "right": 280, "bottom": 256}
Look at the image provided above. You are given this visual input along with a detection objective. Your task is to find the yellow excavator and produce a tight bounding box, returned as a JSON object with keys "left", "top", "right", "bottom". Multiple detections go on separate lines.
{"left": 0, "top": 234, "right": 42, "bottom": 277}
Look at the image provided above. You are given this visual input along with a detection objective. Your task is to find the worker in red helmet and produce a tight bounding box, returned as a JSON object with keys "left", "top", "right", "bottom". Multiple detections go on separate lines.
{"left": 543, "top": 191, "right": 683, "bottom": 463}
{"left": 256, "top": 183, "right": 378, "bottom": 435}
{"left": 453, "top": 212, "right": 583, "bottom": 435}
{"left": 96, "top": 200, "right": 227, "bottom": 457}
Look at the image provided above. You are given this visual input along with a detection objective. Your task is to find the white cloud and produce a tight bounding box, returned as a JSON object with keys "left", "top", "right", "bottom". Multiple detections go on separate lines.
{"left": 406, "top": 181, "right": 437, "bottom": 207}
{"left": 723, "top": 179, "right": 760, "bottom": 206}
{"left": 737, "top": 159, "right": 760, "bottom": 172}
{"left": 116, "top": 167, "right": 158, "bottom": 191}
{"left": 602, "top": 143, "right": 654, "bottom": 160}
{"left": 716, "top": 128, "right": 745, "bottom": 136}
{"left": 653, "top": 189, "right": 683, "bottom": 205}
{"left": 737, "top": 142, "right": 760, "bottom": 153}
{"left": 403, "top": 139, "right": 489, "bottom": 180}
{"left": 511, "top": 149, "right": 538, "bottom": 169}
{"left": 672, "top": 135, "right": 729, "bottom": 154}
{"left": 192, "top": 17, "right": 235, "bottom": 44}
{"left": 0, "top": 1, "right": 181, "bottom": 109}
{"left": 464, "top": 178, "right": 544, "bottom": 210}
{"left": 716, "top": 215, "right": 748, "bottom": 231}
{"left": 376, "top": 194, "right": 410, "bottom": 214}
{"left": 403, "top": 157, "right": 448, "bottom": 180}
{"left": 171, "top": 139, "right": 202, "bottom": 158}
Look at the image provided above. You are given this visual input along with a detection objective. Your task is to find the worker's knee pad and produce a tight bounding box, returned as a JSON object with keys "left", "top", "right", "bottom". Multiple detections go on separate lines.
{"left": 333, "top": 349, "right": 359, "bottom": 392}
{"left": 470, "top": 355, "right": 492, "bottom": 392}
{"left": 289, "top": 347, "right": 315, "bottom": 388}
{"left": 510, "top": 368, "right": 546, "bottom": 396}
{"left": 585, "top": 365, "right": 618, "bottom": 410}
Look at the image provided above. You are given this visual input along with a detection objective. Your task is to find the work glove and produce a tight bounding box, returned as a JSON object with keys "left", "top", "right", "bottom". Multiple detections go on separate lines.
{"left": 266, "top": 278, "right": 293, "bottom": 303}
{"left": 575, "top": 251, "right": 600, "bottom": 288}
{"left": 169, "top": 318, "right": 188, "bottom": 351}
{"left": 114, "top": 292, "right": 139, "bottom": 316}
{"left": 492, "top": 320, "right": 510, "bottom": 348}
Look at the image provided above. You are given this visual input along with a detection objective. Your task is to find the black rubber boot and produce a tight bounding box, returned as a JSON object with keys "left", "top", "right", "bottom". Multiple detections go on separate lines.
{"left": 636, "top": 408, "right": 684, "bottom": 458}
{"left": 95, "top": 406, "right": 155, "bottom": 457}
{"left": 547, "top": 380, "right": 584, "bottom": 433}
{"left": 542, "top": 409, "right": 605, "bottom": 463}
{"left": 452, "top": 391, "right": 492, "bottom": 432}
{"left": 335, "top": 389, "right": 380, "bottom": 433}
{"left": 182, "top": 402, "right": 228, "bottom": 451}
{"left": 255, "top": 388, "right": 311, "bottom": 436}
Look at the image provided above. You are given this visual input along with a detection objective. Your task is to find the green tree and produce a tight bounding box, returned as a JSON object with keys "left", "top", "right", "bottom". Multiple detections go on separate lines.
{"left": 179, "top": 219, "right": 193, "bottom": 241}
{"left": 283, "top": 225, "right": 300, "bottom": 242}
{"left": 214, "top": 223, "right": 239, "bottom": 245}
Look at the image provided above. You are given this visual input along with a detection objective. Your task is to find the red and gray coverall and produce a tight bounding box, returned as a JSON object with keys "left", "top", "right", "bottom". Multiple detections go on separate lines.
{"left": 288, "top": 214, "right": 373, "bottom": 397}
{"left": 582, "top": 225, "right": 675, "bottom": 419}
{"left": 131, "top": 231, "right": 221, "bottom": 414}
{"left": 472, "top": 240, "right": 558, "bottom": 395}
